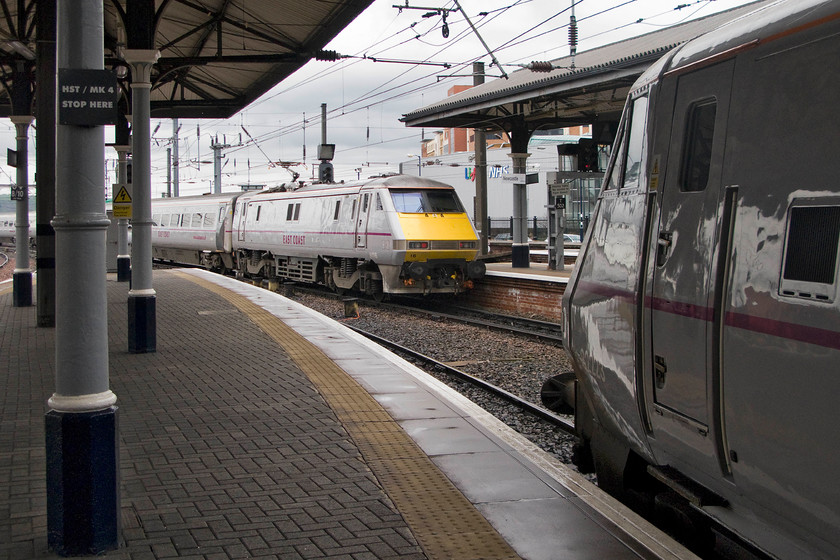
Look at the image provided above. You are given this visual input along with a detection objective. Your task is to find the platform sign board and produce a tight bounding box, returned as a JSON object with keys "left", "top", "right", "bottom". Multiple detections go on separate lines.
{"left": 112, "top": 184, "right": 132, "bottom": 218}
{"left": 550, "top": 182, "right": 572, "bottom": 196}
{"left": 58, "top": 68, "right": 119, "bottom": 126}
{"left": 501, "top": 172, "right": 539, "bottom": 184}
{"left": 10, "top": 184, "right": 27, "bottom": 201}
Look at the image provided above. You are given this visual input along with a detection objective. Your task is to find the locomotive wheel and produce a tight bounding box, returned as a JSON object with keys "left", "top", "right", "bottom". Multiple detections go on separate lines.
{"left": 540, "top": 371, "right": 576, "bottom": 414}
{"left": 371, "top": 280, "right": 387, "bottom": 302}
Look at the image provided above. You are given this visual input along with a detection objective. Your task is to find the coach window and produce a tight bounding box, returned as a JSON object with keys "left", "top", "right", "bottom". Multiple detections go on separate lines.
{"left": 293, "top": 203, "right": 301, "bottom": 220}
{"left": 256, "top": 206, "right": 262, "bottom": 221}
{"left": 351, "top": 199, "right": 357, "bottom": 218}
{"left": 204, "top": 212, "right": 214, "bottom": 228}
{"left": 193, "top": 212, "right": 202, "bottom": 227}
{"left": 333, "top": 200, "right": 341, "bottom": 220}
{"left": 362, "top": 193, "right": 369, "bottom": 212}
{"left": 681, "top": 99, "right": 716, "bottom": 192}
{"left": 218, "top": 207, "right": 225, "bottom": 224}
{"left": 286, "top": 203, "right": 294, "bottom": 220}
{"left": 153, "top": 214, "right": 161, "bottom": 226}
{"left": 375, "top": 193, "right": 384, "bottom": 211}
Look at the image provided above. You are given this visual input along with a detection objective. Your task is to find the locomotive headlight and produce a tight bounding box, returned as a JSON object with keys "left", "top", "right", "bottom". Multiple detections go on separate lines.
{"left": 408, "top": 241, "right": 429, "bottom": 249}
{"left": 459, "top": 241, "right": 476, "bottom": 249}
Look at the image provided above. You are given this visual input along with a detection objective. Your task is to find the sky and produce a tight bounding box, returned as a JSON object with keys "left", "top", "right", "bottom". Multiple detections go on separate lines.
{"left": 0, "top": 0, "right": 759, "bottom": 199}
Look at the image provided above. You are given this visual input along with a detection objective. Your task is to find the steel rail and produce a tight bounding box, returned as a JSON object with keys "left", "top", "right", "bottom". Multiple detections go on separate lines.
{"left": 346, "top": 324, "right": 575, "bottom": 435}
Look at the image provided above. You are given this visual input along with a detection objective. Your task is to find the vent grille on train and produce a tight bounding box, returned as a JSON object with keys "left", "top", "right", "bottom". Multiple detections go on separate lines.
{"left": 783, "top": 206, "right": 840, "bottom": 285}
{"left": 431, "top": 240, "right": 460, "bottom": 250}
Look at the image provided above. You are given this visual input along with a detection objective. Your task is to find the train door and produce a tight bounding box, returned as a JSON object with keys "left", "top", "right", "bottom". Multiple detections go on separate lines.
{"left": 236, "top": 202, "right": 247, "bottom": 242}
{"left": 649, "top": 61, "right": 733, "bottom": 451}
{"left": 355, "top": 192, "right": 371, "bottom": 248}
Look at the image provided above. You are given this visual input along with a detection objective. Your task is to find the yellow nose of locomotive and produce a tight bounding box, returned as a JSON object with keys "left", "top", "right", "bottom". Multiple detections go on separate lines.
{"left": 394, "top": 212, "right": 479, "bottom": 261}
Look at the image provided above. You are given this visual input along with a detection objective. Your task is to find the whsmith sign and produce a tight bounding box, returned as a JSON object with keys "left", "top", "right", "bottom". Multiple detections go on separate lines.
{"left": 58, "top": 69, "right": 119, "bottom": 126}
{"left": 464, "top": 166, "right": 510, "bottom": 181}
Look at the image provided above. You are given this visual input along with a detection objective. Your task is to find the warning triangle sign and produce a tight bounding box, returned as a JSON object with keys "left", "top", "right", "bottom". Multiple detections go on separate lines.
{"left": 114, "top": 186, "right": 132, "bottom": 203}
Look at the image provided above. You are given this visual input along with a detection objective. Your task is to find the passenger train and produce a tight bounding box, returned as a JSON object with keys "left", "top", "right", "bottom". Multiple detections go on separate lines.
{"left": 556, "top": 0, "right": 840, "bottom": 558}
{"left": 151, "top": 175, "right": 486, "bottom": 297}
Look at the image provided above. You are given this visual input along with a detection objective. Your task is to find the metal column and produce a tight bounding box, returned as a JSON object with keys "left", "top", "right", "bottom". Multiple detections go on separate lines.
{"left": 124, "top": 49, "right": 159, "bottom": 353}
{"left": 509, "top": 152, "right": 530, "bottom": 268}
{"left": 36, "top": 0, "right": 57, "bottom": 327}
{"left": 11, "top": 115, "right": 33, "bottom": 307}
{"left": 473, "top": 62, "right": 488, "bottom": 255}
{"left": 114, "top": 144, "right": 131, "bottom": 281}
{"left": 46, "top": 0, "right": 119, "bottom": 554}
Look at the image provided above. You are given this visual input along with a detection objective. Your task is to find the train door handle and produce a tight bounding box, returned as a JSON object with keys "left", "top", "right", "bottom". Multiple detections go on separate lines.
{"left": 654, "top": 355, "right": 667, "bottom": 389}
{"left": 656, "top": 232, "right": 673, "bottom": 265}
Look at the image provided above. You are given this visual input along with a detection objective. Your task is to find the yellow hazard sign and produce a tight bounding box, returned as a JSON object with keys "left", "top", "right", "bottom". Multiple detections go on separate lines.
{"left": 114, "top": 185, "right": 132, "bottom": 203}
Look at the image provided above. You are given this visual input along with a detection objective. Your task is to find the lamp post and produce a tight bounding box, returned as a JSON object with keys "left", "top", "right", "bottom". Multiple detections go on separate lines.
{"left": 407, "top": 154, "right": 421, "bottom": 176}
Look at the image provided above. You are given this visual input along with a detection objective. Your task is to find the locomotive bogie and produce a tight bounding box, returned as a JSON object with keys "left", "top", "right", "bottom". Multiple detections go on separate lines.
{"left": 562, "top": 1, "right": 840, "bottom": 558}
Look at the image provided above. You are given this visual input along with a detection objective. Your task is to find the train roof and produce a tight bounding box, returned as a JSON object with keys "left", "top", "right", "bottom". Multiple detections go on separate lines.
{"left": 633, "top": 0, "right": 839, "bottom": 91}
{"left": 259, "top": 174, "right": 457, "bottom": 195}
{"left": 152, "top": 192, "right": 242, "bottom": 204}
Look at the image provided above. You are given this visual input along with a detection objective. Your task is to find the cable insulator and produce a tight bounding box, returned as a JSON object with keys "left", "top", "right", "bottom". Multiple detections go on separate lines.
{"left": 569, "top": 15, "right": 578, "bottom": 55}
{"left": 316, "top": 50, "right": 341, "bottom": 61}
{"left": 528, "top": 61, "right": 554, "bottom": 72}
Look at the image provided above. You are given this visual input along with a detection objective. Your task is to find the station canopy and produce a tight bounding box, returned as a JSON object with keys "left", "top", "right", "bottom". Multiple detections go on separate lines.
{"left": 0, "top": 0, "right": 374, "bottom": 119}
{"left": 401, "top": 0, "right": 769, "bottom": 139}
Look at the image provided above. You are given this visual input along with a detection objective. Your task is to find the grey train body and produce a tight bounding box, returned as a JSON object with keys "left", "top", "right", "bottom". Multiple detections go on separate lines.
{"left": 562, "top": 1, "right": 840, "bottom": 558}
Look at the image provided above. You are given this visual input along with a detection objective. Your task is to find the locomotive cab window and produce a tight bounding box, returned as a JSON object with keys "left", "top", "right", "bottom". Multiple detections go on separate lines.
{"left": 680, "top": 99, "right": 716, "bottom": 192}
{"left": 604, "top": 94, "right": 649, "bottom": 193}
{"left": 391, "top": 190, "right": 464, "bottom": 213}
{"left": 780, "top": 201, "right": 840, "bottom": 303}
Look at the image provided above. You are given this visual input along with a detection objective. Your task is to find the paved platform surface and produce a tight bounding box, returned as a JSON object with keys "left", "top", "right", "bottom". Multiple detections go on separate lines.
{"left": 0, "top": 269, "right": 694, "bottom": 560}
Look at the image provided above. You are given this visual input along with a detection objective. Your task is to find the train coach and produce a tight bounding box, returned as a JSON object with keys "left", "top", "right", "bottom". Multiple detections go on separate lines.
{"left": 556, "top": 0, "right": 840, "bottom": 558}
{"left": 151, "top": 175, "right": 485, "bottom": 297}
{"left": 0, "top": 212, "right": 34, "bottom": 246}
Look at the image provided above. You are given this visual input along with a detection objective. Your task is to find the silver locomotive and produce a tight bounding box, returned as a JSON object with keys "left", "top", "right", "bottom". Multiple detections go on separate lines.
{"left": 151, "top": 175, "right": 486, "bottom": 297}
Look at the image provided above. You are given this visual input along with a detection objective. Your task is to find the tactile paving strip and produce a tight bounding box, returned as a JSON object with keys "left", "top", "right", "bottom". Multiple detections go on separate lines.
{"left": 181, "top": 272, "right": 521, "bottom": 560}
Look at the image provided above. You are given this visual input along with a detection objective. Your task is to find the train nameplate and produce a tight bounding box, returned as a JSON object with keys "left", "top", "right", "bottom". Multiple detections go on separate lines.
{"left": 58, "top": 68, "right": 119, "bottom": 126}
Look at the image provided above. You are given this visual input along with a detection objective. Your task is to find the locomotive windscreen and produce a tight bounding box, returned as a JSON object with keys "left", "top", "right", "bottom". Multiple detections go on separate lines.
{"left": 390, "top": 189, "right": 464, "bottom": 213}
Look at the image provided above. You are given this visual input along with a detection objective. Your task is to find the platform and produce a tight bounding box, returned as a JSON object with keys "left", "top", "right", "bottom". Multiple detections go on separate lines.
{"left": 1, "top": 269, "right": 696, "bottom": 559}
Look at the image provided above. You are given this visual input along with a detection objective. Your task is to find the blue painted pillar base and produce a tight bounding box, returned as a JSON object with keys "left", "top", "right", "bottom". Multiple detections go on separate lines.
{"left": 13, "top": 270, "right": 32, "bottom": 307}
{"left": 128, "top": 294, "right": 156, "bottom": 353}
{"left": 46, "top": 407, "right": 120, "bottom": 556}
{"left": 116, "top": 257, "right": 131, "bottom": 282}
{"left": 511, "top": 244, "right": 530, "bottom": 268}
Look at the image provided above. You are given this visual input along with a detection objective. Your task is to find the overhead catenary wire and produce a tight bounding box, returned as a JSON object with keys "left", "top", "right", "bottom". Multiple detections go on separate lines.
{"left": 155, "top": 1, "right": 739, "bottom": 182}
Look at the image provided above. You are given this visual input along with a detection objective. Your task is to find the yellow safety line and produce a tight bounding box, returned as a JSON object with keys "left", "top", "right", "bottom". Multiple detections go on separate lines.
{"left": 177, "top": 271, "right": 520, "bottom": 560}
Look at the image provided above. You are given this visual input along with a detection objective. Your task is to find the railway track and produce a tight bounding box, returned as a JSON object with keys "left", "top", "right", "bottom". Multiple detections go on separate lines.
{"left": 286, "top": 282, "right": 565, "bottom": 344}
{"left": 369, "top": 298, "right": 564, "bottom": 344}
{"left": 345, "top": 324, "right": 575, "bottom": 435}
